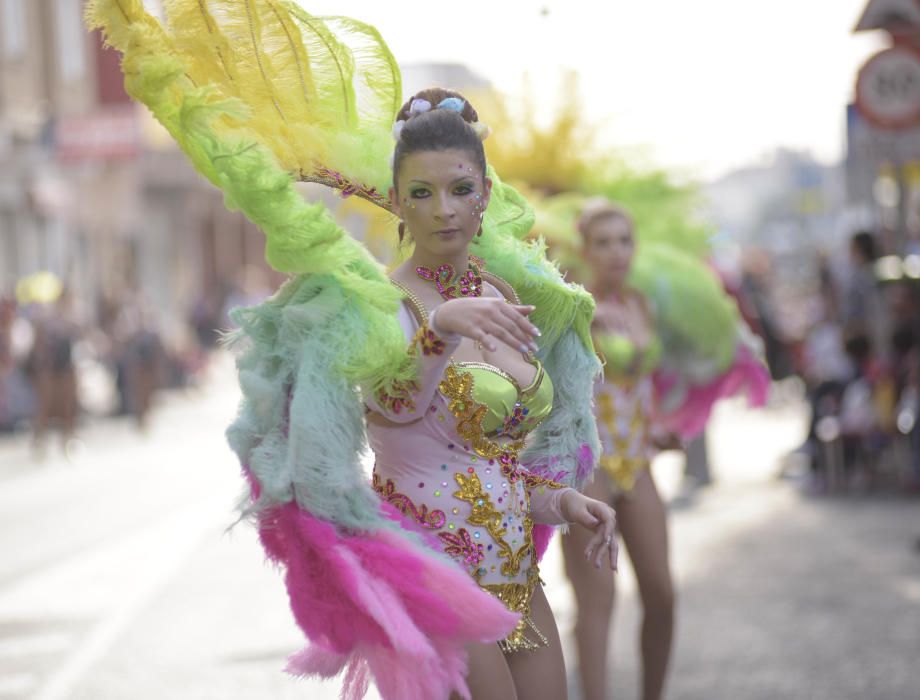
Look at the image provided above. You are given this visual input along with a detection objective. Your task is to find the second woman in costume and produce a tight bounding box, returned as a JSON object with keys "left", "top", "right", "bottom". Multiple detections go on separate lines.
{"left": 562, "top": 201, "right": 675, "bottom": 700}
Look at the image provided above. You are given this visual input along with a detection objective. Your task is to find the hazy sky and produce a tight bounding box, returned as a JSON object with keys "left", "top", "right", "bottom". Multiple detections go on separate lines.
{"left": 298, "top": 0, "right": 885, "bottom": 180}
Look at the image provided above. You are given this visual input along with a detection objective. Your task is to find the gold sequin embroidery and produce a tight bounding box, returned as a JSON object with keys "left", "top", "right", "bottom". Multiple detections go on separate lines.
{"left": 453, "top": 471, "right": 532, "bottom": 578}
{"left": 482, "top": 576, "right": 548, "bottom": 652}
{"left": 439, "top": 365, "right": 524, "bottom": 460}
{"left": 597, "top": 388, "right": 650, "bottom": 492}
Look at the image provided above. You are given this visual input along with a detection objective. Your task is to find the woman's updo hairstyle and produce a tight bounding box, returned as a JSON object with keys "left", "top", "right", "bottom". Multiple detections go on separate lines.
{"left": 392, "top": 87, "right": 488, "bottom": 191}
{"left": 577, "top": 197, "right": 635, "bottom": 245}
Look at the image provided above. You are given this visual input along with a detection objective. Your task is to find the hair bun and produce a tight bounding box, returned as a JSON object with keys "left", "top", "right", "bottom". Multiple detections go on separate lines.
{"left": 392, "top": 89, "right": 489, "bottom": 142}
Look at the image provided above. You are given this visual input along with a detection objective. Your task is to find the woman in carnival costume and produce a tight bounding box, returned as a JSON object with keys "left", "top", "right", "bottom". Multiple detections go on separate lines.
{"left": 560, "top": 199, "right": 770, "bottom": 700}
{"left": 562, "top": 201, "right": 674, "bottom": 700}
{"left": 86, "top": 2, "right": 617, "bottom": 699}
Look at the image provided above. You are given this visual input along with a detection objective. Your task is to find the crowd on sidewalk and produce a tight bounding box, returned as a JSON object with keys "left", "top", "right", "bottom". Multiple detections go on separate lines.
{"left": 0, "top": 278, "right": 259, "bottom": 454}
{"left": 744, "top": 230, "right": 920, "bottom": 493}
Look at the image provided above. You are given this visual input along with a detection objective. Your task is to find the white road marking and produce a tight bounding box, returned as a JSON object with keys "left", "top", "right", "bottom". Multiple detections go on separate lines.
{"left": 0, "top": 631, "right": 72, "bottom": 658}
{"left": 0, "top": 496, "right": 232, "bottom": 700}
{"left": 0, "top": 672, "right": 37, "bottom": 696}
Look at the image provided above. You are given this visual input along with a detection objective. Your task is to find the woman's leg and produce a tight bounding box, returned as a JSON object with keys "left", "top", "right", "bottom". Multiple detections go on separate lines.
{"left": 452, "top": 642, "right": 518, "bottom": 700}
{"left": 561, "top": 477, "right": 617, "bottom": 700}
{"left": 504, "top": 584, "right": 568, "bottom": 700}
{"left": 616, "top": 469, "right": 675, "bottom": 700}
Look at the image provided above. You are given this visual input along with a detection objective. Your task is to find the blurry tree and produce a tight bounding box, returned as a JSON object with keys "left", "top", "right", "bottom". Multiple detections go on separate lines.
{"left": 470, "top": 73, "right": 712, "bottom": 278}
{"left": 341, "top": 73, "right": 712, "bottom": 274}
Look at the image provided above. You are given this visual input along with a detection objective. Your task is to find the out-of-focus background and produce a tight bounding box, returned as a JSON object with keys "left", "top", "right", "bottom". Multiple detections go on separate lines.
{"left": 0, "top": 1, "right": 918, "bottom": 699}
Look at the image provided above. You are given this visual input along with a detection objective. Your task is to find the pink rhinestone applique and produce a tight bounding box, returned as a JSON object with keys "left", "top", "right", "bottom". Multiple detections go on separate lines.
{"left": 437, "top": 527, "right": 485, "bottom": 566}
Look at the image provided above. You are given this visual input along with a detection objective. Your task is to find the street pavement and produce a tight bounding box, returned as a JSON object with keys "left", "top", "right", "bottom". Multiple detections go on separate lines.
{"left": 0, "top": 355, "right": 917, "bottom": 700}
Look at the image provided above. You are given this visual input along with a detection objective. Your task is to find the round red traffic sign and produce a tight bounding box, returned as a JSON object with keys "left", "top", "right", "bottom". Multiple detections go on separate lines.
{"left": 856, "top": 46, "right": 920, "bottom": 130}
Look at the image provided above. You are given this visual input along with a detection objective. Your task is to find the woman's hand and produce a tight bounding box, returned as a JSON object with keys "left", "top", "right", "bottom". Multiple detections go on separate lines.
{"left": 561, "top": 490, "right": 619, "bottom": 571}
{"left": 433, "top": 297, "right": 540, "bottom": 354}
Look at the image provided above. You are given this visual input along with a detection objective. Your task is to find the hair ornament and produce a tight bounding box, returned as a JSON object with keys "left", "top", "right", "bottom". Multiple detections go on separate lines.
{"left": 471, "top": 121, "right": 491, "bottom": 141}
{"left": 409, "top": 98, "right": 432, "bottom": 116}
{"left": 391, "top": 94, "right": 490, "bottom": 143}
{"left": 437, "top": 97, "right": 466, "bottom": 113}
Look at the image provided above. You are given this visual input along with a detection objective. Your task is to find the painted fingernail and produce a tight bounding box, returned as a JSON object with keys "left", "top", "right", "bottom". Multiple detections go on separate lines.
{"left": 529, "top": 342, "right": 540, "bottom": 353}
{"left": 519, "top": 344, "right": 529, "bottom": 353}
{"left": 531, "top": 327, "right": 541, "bottom": 336}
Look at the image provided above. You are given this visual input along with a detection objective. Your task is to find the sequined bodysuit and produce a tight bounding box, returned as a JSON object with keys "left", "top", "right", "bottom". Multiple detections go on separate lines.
{"left": 365, "top": 276, "right": 572, "bottom": 652}
{"left": 593, "top": 297, "right": 662, "bottom": 494}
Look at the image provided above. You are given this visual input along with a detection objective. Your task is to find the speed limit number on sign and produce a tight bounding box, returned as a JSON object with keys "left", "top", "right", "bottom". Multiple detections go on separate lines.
{"left": 856, "top": 46, "right": 920, "bottom": 130}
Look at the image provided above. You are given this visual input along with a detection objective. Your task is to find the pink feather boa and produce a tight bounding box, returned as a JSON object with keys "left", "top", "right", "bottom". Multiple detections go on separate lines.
{"left": 654, "top": 344, "right": 770, "bottom": 440}
{"left": 251, "top": 481, "right": 519, "bottom": 700}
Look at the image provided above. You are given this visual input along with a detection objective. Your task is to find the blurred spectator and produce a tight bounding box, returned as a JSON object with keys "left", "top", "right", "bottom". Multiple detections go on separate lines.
{"left": 740, "top": 249, "right": 794, "bottom": 380}
{"left": 837, "top": 327, "right": 901, "bottom": 487}
{"left": 799, "top": 301, "right": 853, "bottom": 472}
{"left": 24, "top": 290, "right": 82, "bottom": 455}
{"left": 190, "top": 291, "right": 223, "bottom": 351}
{"left": 0, "top": 296, "right": 14, "bottom": 426}
{"left": 840, "top": 231, "right": 889, "bottom": 361}
{"left": 888, "top": 283, "right": 920, "bottom": 489}
{"left": 113, "top": 296, "right": 167, "bottom": 430}
{"left": 0, "top": 297, "right": 37, "bottom": 432}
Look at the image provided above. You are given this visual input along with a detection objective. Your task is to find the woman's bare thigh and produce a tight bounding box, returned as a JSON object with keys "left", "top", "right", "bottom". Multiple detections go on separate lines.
{"left": 503, "top": 584, "right": 568, "bottom": 700}
{"left": 453, "top": 641, "right": 517, "bottom": 700}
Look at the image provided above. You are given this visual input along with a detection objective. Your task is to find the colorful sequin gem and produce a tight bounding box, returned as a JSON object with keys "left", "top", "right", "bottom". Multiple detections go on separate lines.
{"left": 438, "top": 528, "right": 485, "bottom": 567}
{"left": 499, "top": 402, "right": 530, "bottom": 438}
{"left": 413, "top": 325, "right": 446, "bottom": 356}
{"left": 414, "top": 258, "right": 483, "bottom": 301}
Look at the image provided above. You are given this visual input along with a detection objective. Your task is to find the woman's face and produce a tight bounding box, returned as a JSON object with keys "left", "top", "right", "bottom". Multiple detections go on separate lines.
{"left": 584, "top": 214, "right": 635, "bottom": 287}
{"left": 390, "top": 148, "right": 491, "bottom": 258}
